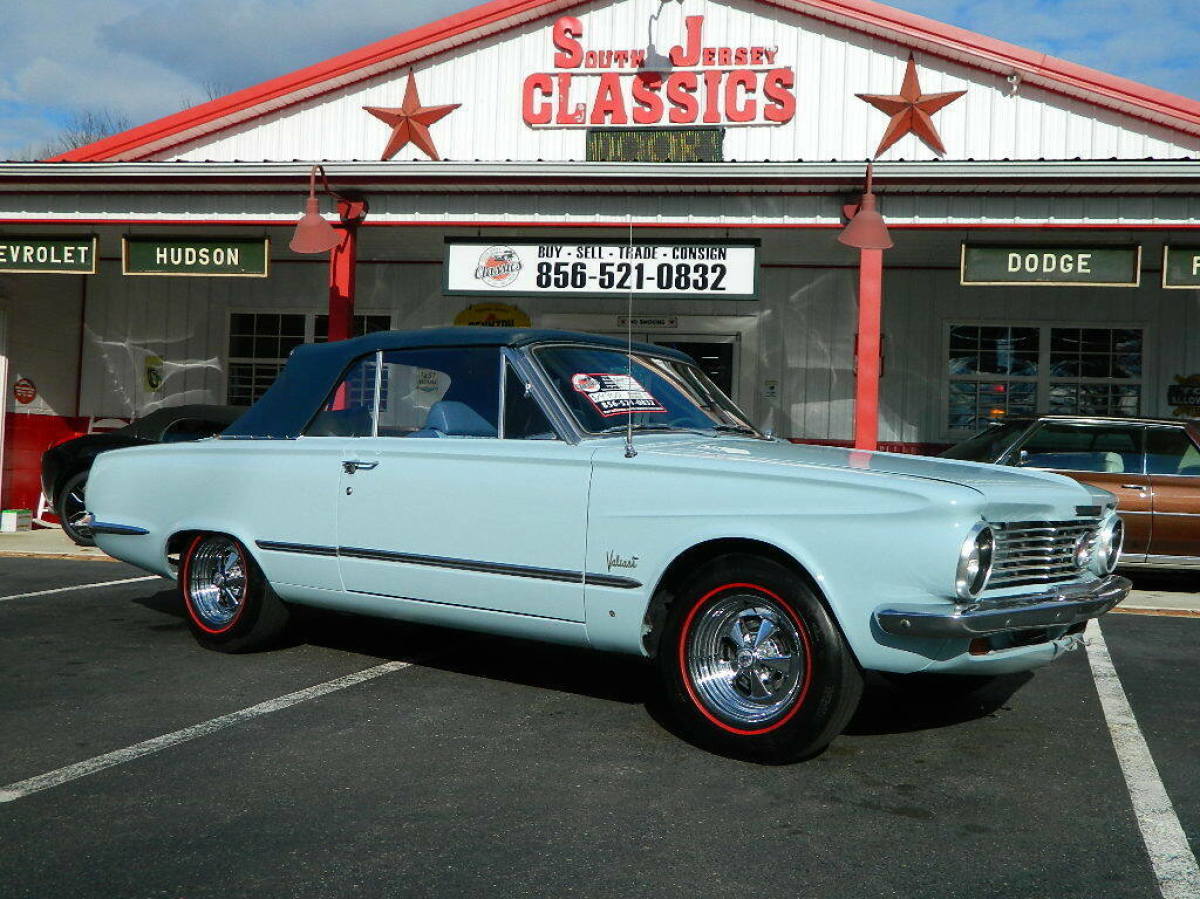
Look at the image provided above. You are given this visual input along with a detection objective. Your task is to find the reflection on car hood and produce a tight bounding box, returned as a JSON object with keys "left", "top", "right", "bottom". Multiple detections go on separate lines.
{"left": 631, "top": 435, "right": 1095, "bottom": 516}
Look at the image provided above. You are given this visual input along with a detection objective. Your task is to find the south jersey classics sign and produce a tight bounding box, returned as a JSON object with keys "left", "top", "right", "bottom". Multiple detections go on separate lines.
{"left": 522, "top": 15, "right": 795, "bottom": 128}
{"left": 445, "top": 239, "right": 758, "bottom": 300}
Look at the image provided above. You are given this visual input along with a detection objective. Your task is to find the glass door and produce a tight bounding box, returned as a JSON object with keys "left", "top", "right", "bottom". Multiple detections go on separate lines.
{"left": 598, "top": 332, "right": 740, "bottom": 403}
{"left": 646, "top": 335, "right": 738, "bottom": 402}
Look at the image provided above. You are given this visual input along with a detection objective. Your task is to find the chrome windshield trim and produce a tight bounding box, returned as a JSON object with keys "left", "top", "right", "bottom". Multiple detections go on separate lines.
{"left": 497, "top": 350, "right": 508, "bottom": 440}
{"left": 874, "top": 575, "right": 1130, "bottom": 638}
{"left": 504, "top": 346, "right": 581, "bottom": 444}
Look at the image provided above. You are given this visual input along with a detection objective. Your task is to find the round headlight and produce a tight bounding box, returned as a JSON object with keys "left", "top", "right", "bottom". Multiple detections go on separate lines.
{"left": 1092, "top": 514, "right": 1124, "bottom": 575}
{"left": 956, "top": 523, "right": 995, "bottom": 600}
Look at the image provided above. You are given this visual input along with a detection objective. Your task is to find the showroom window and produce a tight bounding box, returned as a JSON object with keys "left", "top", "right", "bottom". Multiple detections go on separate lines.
{"left": 947, "top": 325, "right": 1143, "bottom": 433}
{"left": 227, "top": 312, "right": 392, "bottom": 406}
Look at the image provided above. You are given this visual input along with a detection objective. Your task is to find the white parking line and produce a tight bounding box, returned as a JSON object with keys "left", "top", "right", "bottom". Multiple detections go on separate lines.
{"left": 0, "top": 661, "right": 411, "bottom": 803}
{"left": 0, "top": 576, "right": 162, "bottom": 602}
{"left": 1086, "top": 619, "right": 1200, "bottom": 899}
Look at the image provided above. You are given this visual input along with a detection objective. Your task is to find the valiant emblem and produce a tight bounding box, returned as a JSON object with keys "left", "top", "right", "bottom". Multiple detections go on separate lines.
{"left": 606, "top": 551, "right": 639, "bottom": 571}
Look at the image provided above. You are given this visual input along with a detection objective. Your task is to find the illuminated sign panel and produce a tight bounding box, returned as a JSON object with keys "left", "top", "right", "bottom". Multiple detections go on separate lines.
{"left": 586, "top": 127, "right": 723, "bottom": 162}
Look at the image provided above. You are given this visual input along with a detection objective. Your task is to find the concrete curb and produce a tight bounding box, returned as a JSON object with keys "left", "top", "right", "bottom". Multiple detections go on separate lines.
{"left": 0, "top": 527, "right": 117, "bottom": 561}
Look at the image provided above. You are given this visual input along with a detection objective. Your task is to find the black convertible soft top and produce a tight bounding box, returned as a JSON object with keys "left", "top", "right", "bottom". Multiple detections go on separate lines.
{"left": 222, "top": 327, "right": 691, "bottom": 439}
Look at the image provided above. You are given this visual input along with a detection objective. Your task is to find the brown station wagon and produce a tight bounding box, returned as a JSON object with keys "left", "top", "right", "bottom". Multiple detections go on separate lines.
{"left": 943, "top": 415, "right": 1200, "bottom": 570}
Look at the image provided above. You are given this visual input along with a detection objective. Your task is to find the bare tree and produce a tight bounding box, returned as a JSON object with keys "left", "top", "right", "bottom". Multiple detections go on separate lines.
{"left": 203, "top": 80, "right": 233, "bottom": 102}
{"left": 58, "top": 108, "right": 133, "bottom": 150}
{"left": 10, "top": 107, "right": 134, "bottom": 160}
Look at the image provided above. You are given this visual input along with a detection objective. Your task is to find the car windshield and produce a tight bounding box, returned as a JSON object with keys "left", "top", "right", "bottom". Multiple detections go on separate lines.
{"left": 534, "top": 345, "right": 760, "bottom": 437}
{"left": 941, "top": 421, "right": 1029, "bottom": 462}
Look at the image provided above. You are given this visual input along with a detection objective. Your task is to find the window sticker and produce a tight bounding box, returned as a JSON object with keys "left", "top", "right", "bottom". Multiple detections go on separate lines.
{"left": 572, "top": 372, "right": 666, "bottom": 416}
{"left": 416, "top": 369, "right": 441, "bottom": 392}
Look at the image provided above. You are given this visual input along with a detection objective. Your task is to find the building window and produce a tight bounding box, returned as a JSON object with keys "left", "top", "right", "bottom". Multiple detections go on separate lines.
{"left": 1047, "top": 328, "right": 1142, "bottom": 417}
{"left": 947, "top": 324, "right": 1142, "bottom": 433}
{"left": 314, "top": 314, "right": 392, "bottom": 343}
{"left": 947, "top": 326, "right": 1039, "bottom": 432}
{"left": 227, "top": 312, "right": 392, "bottom": 406}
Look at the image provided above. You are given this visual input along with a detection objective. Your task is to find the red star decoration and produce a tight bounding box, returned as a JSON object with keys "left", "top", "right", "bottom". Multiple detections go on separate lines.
{"left": 363, "top": 72, "right": 460, "bottom": 162}
{"left": 856, "top": 54, "right": 966, "bottom": 158}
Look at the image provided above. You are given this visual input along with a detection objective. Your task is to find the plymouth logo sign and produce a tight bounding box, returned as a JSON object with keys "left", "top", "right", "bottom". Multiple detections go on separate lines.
{"left": 523, "top": 15, "right": 796, "bottom": 128}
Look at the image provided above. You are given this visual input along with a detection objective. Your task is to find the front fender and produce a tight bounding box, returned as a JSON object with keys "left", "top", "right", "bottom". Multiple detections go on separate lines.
{"left": 583, "top": 447, "right": 984, "bottom": 671}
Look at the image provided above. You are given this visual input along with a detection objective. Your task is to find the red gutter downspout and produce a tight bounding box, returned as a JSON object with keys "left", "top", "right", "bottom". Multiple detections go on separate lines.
{"left": 838, "top": 165, "right": 892, "bottom": 451}
{"left": 854, "top": 249, "right": 883, "bottom": 451}
{"left": 328, "top": 197, "right": 368, "bottom": 341}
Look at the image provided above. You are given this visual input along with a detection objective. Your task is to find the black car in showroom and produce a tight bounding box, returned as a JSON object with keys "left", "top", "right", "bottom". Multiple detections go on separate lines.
{"left": 41, "top": 405, "right": 243, "bottom": 545}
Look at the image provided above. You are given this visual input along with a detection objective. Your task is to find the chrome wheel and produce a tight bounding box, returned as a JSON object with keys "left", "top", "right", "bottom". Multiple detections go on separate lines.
{"left": 686, "top": 592, "right": 808, "bottom": 727}
{"left": 186, "top": 537, "right": 248, "bottom": 631}
{"left": 58, "top": 472, "right": 94, "bottom": 545}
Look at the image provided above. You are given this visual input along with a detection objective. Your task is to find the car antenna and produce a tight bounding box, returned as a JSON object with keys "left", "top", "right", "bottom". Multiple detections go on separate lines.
{"left": 625, "top": 215, "right": 637, "bottom": 459}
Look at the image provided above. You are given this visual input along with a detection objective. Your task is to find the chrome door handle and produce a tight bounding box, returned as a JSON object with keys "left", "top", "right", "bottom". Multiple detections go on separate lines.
{"left": 342, "top": 460, "right": 379, "bottom": 474}
{"left": 1120, "top": 483, "right": 1149, "bottom": 491}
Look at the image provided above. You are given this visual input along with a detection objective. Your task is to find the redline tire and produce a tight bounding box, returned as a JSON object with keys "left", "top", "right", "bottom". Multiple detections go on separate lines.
{"left": 656, "top": 554, "right": 863, "bottom": 762}
{"left": 180, "top": 533, "right": 290, "bottom": 653}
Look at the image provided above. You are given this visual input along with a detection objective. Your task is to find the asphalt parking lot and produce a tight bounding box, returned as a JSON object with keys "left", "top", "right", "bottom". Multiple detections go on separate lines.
{"left": 1, "top": 557, "right": 1197, "bottom": 898}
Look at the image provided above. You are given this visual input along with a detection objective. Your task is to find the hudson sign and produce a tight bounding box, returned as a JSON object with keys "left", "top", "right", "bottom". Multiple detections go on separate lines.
{"left": 522, "top": 15, "right": 796, "bottom": 128}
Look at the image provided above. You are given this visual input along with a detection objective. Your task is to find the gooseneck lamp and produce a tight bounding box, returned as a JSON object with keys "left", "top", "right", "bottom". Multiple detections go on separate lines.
{"left": 838, "top": 163, "right": 893, "bottom": 251}
{"left": 289, "top": 165, "right": 341, "bottom": 254}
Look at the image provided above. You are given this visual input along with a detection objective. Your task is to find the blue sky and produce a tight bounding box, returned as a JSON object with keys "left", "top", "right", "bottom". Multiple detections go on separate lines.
{"left": 2, "top": 0, "right": 1197, "bottom": 158}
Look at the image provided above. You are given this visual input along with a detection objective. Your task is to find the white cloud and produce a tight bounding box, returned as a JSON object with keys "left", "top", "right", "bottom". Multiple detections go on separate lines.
{"left": 99, "top": 0, "right": 473, "bottom": 91}
{"left": 894, "top": 0, "right": 1200, "bottom": 97}
{"left": 0, "top": 113, "right": 64, "bottom": 160}
{"left": 0, "top": 0, "right": 483, "bottom": 157}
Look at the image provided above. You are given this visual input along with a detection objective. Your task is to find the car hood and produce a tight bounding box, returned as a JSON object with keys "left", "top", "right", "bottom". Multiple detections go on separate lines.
{"left": 43, "top": 432, "right": 148, "bottom": 460}
{"left": 626, "top": 435, "right": 1102, "bottom": 519}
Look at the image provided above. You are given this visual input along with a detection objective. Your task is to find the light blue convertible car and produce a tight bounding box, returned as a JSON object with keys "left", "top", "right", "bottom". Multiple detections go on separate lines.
{"left": 85, "top": 328, "right": 1130, "bottom": 761}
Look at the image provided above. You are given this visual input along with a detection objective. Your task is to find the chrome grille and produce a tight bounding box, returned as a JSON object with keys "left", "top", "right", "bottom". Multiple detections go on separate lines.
{"left": 987, "top": 520, "right": 1099, "bottom": 590}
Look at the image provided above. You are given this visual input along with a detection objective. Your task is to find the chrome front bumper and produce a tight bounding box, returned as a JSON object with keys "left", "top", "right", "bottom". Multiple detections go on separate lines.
{"left": 874, "top": 575, "right": 1131, "bottom": 639}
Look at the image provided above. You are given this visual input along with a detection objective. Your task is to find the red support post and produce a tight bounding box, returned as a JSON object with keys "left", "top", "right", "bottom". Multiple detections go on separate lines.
{"left": 326, "top": 196, "right": 368, "bottom": 342}
{"left": 854, "top": 247, "right": 883, "bottom": 451}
